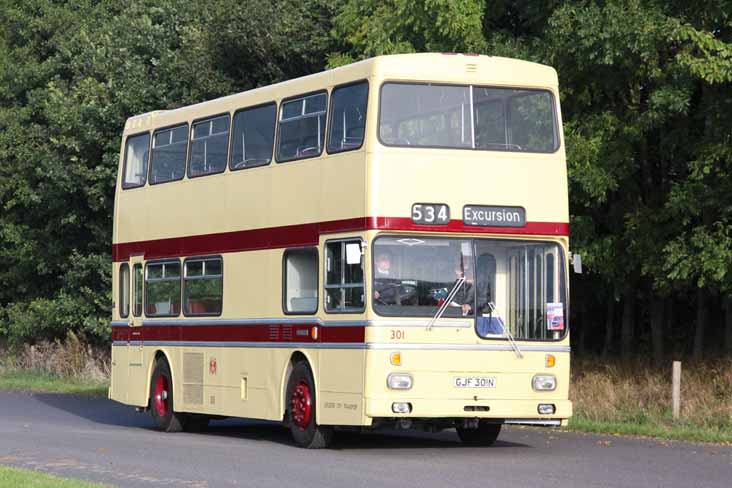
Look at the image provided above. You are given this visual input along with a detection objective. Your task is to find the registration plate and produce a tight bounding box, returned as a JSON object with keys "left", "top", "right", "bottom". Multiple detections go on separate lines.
{"left": 454, "top": 376, "right": 496, "bottom": 388}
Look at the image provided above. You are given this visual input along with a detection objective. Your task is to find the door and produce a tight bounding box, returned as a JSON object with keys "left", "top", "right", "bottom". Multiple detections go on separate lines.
{"left": 127, "top": 256, "right": 148, "bottom": 406}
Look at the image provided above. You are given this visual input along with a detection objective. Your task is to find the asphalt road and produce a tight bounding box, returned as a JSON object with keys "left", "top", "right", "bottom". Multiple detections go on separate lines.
{"left": 0, "top": 391, "right": 730, "bottom": 488}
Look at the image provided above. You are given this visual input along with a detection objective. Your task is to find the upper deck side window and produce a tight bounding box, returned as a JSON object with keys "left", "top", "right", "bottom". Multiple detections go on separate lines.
{"left": 150, "top": 124, "right": 189, "bottom": 185}
{"left": 122, "top": 133, "right": 150, "bottom": 189}
{"left": 327, "top": 81, "right": 368, "bottom": 154}
{"left": 189, "top": 115, "right": 230, "bottom": 178}
{"left": 379, "top": 83, "right": 558, "bottom": 153}
{"left": 230, "top": 103, "right": 276, "bottom": 171}
{"left": 276, "top": 92, "right": 327, "bottom": 162}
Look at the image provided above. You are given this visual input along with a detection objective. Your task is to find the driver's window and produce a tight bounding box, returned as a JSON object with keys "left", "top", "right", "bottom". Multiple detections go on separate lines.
{"left": 324, "top": 240, "right": 364, "bottom": 313}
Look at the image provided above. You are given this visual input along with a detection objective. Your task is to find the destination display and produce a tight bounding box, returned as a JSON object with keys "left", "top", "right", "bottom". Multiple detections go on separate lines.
{"left": 411, "top": 203, "right": 450, "bottom": 225}
{"left": 462, "top": 205, "right": 526, "bottom": 227}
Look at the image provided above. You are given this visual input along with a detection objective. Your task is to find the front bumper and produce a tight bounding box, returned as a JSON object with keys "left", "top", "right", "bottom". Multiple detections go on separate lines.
{"left": 365, "top": 398, "right": 572, "bottom": 421}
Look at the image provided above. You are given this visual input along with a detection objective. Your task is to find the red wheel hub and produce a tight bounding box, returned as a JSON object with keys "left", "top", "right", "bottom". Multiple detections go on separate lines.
{"left": 290, "top": 380, "right": 313, "bottom": 430}
{"left": 154, "top": 374, "right": 170, "bottom": 417}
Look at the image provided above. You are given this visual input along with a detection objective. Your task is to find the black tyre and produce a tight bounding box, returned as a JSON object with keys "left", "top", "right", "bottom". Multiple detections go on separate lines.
{"left": 150, "top": 358, "right": 185, "bottom": 432}
{"left": 286, "top": 361, "right": 334, "bottom": 448}
{"left": 456, "top": 421, "right": 502, "bottom": 446}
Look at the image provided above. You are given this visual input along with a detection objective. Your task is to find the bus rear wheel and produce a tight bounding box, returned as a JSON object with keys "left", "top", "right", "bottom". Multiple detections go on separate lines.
{"left": 456, "top": 421, "right": 502, "bottom": 446}
{"left": 150, "top": 357, "right": 185, "bottom": 433}
{"left": 286, "top": 361, "right": 334, "bottom": 449}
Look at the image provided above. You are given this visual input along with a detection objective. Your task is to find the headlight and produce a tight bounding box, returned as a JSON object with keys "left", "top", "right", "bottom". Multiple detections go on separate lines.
{"left": 387, "top": 373, "right": 413, "bottom": 390}
{"left": 532, "top": 374, "right": 557, "bottom": 391}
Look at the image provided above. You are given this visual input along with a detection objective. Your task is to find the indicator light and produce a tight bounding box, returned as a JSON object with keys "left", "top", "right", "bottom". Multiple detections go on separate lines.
{"left": 390, "top": 352, "right": 402, "bottom": 366}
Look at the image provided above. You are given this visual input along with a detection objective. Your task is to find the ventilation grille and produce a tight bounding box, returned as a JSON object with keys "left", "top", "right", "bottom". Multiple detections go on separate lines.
{"left": 268, "top": 325, "right": 280, "bottom": 341}
{"left": 183, "top": 353, "right": 204, "bottom": 383}
{"left": 183, "top": 352, "right": 204, "bottom": 405}
{"left": 281, "top": 325, "right": 293, "bottom": 341}
{"left": 184, "top": 385, "right": 204, "bottom": 405}
{"left": 465, "top": 63, "right": 478, "bottom": 73}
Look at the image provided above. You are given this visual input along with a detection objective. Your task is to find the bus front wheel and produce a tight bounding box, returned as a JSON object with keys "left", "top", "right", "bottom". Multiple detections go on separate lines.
{"left": 286, "top": 361, "right": 334, "bottom": 448}
{"left": 149, "top": 357, "right": 185, "bottom": 433}
{"left": 456, "top": 421, "right": 501, "bottom": 446}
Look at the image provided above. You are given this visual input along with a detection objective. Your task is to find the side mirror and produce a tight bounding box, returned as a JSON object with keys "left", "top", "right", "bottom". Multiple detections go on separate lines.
{"left": 572, "top": 253, "right": 582, "bottom": 274}
{"left": 346, "top": 242, "right": 362, "bottom": 265}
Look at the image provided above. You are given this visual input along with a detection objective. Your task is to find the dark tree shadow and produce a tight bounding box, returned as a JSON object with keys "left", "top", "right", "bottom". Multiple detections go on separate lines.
{"left": 34, "top": 393, "right": 530, "bottom": 450}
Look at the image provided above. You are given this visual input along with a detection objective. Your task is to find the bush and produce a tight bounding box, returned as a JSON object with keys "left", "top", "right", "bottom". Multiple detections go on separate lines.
{"left": 0, "top": 252, "right": 111, "bottom": 347}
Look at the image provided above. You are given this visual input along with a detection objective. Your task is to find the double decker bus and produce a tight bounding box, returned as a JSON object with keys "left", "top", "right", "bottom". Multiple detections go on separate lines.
{"left": 110, "top": 53, "right": 572, "bottom": 448}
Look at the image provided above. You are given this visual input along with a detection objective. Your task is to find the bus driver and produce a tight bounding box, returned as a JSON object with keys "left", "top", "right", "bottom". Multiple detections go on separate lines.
{"left": 373, "top": 251, "right": 401, "bottom": 305}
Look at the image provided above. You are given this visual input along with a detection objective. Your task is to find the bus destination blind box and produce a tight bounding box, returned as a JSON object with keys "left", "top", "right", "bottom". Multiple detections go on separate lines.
{"left": 462, "top": 205, "right": 526, "bottom": 227}
{"left": 411, "top": 203, "right": 450, "bottom": 225}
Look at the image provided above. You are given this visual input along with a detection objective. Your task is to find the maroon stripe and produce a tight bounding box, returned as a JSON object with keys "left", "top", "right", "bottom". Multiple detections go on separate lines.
{"left": 373, "top": 217, "right": 569, "bottom": 237}
{"left": 112, "top": 323, "right": 365, "bottom": 344}
{"left": 112, "top": 216, "right": 569, "bottom": 262}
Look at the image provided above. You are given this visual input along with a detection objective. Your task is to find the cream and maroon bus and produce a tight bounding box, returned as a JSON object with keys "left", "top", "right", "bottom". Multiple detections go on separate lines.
{"left": 110, "top": 53, "right": 572, "bottom": 448}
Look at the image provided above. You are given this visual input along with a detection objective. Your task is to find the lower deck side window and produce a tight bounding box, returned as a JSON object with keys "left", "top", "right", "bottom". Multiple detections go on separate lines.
{"left": 145, "top": 261, "right": 181, "bottom": 316}
{"left": 284, "top": 248, "right": 318, "bottom": 314}
{"left": 184, "top": 257, "right": 223, "bottom": 315}
{"left": 119, "top": 263, "right": 130, "bottom": 318}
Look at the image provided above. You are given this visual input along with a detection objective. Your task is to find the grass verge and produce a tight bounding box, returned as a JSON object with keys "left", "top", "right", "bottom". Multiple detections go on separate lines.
{"left": 0, "top": 368, "right": 107, "bottom": 396}
{"left": 0, "top": 465, "right": 104, "bottom": 487}
{"left": 568, "top": 357, "right": 732, "bottom": 444}
{"left": 566, "top": 413, "right": 732, "bottom": 444}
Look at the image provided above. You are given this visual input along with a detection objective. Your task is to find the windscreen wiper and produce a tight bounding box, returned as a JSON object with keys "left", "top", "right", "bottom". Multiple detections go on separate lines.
{"left": 483, "top": 302, "right": 523, "bottom": 358}
{"left": 502, "top": 323, "right": 524, "bottom": 359}
{"left": 427, "top": 277, "right": 465, "bottom": 331}
{"left": 491, "top": 307, "right": 522, "bottom": 359}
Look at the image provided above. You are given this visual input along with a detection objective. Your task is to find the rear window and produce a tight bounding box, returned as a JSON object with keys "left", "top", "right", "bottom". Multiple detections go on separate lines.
{"left": 122, "top": 133, "right": 150, "bottom": 189}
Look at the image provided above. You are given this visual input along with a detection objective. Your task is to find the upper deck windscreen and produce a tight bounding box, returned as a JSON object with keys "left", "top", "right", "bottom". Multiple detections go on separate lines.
{"left": 379, "top": 83, "right": 558, "bottom": 153}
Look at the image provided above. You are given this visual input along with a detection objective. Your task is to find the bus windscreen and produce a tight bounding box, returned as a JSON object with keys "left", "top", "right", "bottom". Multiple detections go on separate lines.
{"left": 379, "top": 83, "right": 557, "bottom": 153}
{"left": 372, "top": 236, "right": 567, "bottom": 341}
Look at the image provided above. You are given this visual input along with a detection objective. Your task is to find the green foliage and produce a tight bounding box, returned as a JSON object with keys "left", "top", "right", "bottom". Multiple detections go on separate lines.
{"left": 0, "top": 0, "right": 337, "bottom": 347}
{"left": 1, "top": 0, "right": 731, "bottom": 356}
{"left": 329, "top": 0, "right": 486, "bottom": 66}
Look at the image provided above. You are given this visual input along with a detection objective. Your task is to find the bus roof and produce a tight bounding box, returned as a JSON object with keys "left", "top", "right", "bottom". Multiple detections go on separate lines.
{"left": 123, "top": 53, "right": 558, "bottom": 135}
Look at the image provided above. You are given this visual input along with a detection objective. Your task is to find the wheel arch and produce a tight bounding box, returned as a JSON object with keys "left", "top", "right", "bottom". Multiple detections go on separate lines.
{"left": 279, "top": 349, "right": 320, "bottom": 423}
{"left": 145, "top": 348, "right": 175, "bottom": 410}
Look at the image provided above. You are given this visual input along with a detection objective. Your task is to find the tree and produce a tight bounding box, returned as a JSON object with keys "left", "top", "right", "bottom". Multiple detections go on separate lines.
{"left": 0, "top": 0, "right": 338, "bottom": 346}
